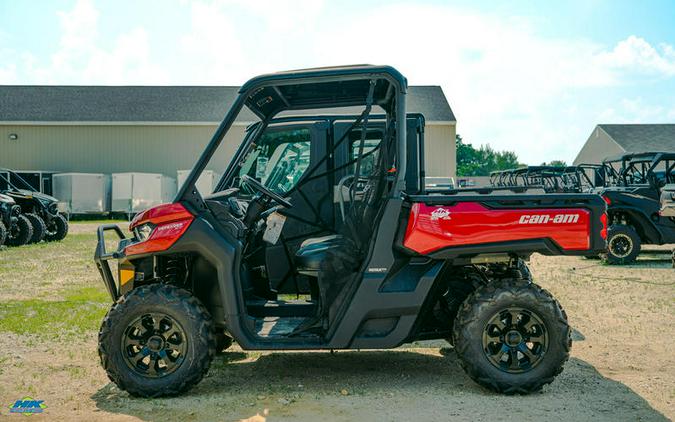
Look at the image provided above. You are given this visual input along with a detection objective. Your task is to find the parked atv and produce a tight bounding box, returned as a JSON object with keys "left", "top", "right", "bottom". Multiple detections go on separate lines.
{"left": 95, "top": 65, "right": 607, "bottom": 397}
{"left": 0, "top": 169, "right": 68, "bottom": 243}
{"left": 597, "top": 153, "right": 675, "bottom": 264}
{"left": 0, "top": 193, "right": 32, "bottom": 246}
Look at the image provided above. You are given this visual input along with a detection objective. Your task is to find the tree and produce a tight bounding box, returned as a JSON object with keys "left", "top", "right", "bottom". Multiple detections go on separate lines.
{"left": 456, "top": 134, "right": 522, "bottom": 176}
{"left": 540, "top": 160, "right": 567, "bottom": 167}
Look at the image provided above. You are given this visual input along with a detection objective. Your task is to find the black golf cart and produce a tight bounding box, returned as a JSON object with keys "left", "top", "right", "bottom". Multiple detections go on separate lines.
{"left": 0, "top": 168, "right": 69, "bottom": 243}
{"left": 95, "top": 65, "right": 607, "bottom": 397}
{"left": 596, "top": 152, "right": 675, "bottom": 264}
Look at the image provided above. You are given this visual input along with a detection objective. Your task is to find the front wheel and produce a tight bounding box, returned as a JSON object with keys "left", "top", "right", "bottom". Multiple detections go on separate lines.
{"left": 6, "top": 214, "right": 33, "bottom": 246}
{"left": 453, "top": 279, "right": 571, "bottom": 394}
{"left": 24, "top": 213, "right": 46, "bottom": 243}
{"left": 44, "top": 213, "right": 68, "bottom": 242}
{"left": 98, "top": 284, "right": 216, "bottom": 397}
{"left": 0, "top": 221, "right": 6, "bottom": 246}
{"left": 603, "top": 224, "right": 640, "bottom": 265}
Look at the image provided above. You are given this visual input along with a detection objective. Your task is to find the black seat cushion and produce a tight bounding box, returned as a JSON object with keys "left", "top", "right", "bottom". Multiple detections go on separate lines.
{"left": 295, "top": 235, "right": 344, "bottom": 272}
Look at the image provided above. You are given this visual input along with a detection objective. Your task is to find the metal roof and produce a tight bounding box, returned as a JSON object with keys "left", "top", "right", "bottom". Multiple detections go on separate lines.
{"left": 0, "top": 85, "right": 455, "bottom": 124}
{"left": 599, "top": 124, "right": 675, "bottom": 152}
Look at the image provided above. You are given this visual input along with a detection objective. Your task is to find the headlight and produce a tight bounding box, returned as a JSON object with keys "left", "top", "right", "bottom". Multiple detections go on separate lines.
{"left": 134, "top": 223, "right": 154, "bottom": 241}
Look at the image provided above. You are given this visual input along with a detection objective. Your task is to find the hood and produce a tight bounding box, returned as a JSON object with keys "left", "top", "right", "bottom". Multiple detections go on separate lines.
{"left": 0, "top": 193, "right": 16, "bottom": 204}
{"left": 5, "top": 189, "right": 58, "bottom": 203}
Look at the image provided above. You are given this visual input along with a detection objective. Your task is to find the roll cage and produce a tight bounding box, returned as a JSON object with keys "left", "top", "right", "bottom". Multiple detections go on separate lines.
{"left": 603, "top": 152, "right": 675, "bottom": 188}
{"left": 178, "top": 65, "right": 408, "bottom": 212}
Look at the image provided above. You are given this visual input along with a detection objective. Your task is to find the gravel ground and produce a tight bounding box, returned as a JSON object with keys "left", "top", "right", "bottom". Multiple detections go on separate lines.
{"left": 0, "top": 222, "right": 673, "bottom": 421}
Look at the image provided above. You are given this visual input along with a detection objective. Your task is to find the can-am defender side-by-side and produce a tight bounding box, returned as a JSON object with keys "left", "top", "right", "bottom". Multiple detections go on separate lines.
{"left": 0, "top": 169, "right": 69, "bottom": 243}
{"left": 95, "top": 65, "right": 607, "bottom": 397}
{"left": 0, "top": 192, "right": 32, "bottom": 246}
{"left": 597, "top": 152, "right": 675, "bottom": 264}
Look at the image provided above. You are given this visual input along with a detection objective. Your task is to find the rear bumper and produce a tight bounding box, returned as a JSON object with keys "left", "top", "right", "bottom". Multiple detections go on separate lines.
{"left": 94, "top": 224, "right": 129, "bottom": 302}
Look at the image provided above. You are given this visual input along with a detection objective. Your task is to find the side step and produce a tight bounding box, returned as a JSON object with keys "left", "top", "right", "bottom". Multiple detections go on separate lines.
{"left": 246, "top": 299, "right": 317, "bottom": 317}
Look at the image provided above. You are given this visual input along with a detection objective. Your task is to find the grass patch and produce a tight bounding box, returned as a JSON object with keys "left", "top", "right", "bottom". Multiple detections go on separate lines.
{"left": 0, "top": 286, "right": 110, "bottom": 337}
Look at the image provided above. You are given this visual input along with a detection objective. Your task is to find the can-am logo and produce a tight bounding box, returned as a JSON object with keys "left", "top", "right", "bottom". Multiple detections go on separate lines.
{"left": 519, "top": 214, "right": 579, "bottom": 224}
{"left": 430, "top": 207, "right": 451, "bottom": 221}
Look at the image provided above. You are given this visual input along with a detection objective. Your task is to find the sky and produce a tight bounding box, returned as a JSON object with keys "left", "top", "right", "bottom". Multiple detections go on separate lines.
{"left": 1, "top": 0, "right": 675, "bottom": 164}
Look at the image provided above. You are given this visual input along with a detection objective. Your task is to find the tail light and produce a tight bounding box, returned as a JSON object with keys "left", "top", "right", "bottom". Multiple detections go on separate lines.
{"left": 125, "top": 203, "right": 194, "bottom": 256}
{"left": 602, "top": 195, "right": 611, "bottom": 205}
{"left": 600, "top": 212, "right": 608, "bottom": 240}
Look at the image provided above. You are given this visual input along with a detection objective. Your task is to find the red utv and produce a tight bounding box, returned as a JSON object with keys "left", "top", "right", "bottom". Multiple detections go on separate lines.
{"left": 95, "top": 65, "right": 607, "bottom": 397}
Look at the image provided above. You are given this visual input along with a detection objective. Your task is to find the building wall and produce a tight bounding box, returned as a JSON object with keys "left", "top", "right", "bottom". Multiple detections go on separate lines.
{"left": 425, "top": 124, "right": 456, "bottom": 177}
{"left": 0, "top": 124, "right": 241, "bottom": 176}
{"left": 1, "top": 122, "right": 457, "bottom": 178}
{"left": 573, "top": 126, "right": 625, "bottom": 165}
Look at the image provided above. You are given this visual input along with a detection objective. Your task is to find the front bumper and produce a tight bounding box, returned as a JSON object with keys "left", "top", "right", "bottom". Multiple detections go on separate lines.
{"left": 94, "top": 224, "right": 131, "bottom": 302}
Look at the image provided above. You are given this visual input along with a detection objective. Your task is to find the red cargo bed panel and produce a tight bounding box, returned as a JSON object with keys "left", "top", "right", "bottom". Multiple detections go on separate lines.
{"left": 404, "top": 202, "right": 591, "bottom": 255}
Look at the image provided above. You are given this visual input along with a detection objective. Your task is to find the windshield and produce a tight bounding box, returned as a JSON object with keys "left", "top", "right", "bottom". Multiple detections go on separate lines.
{"left": 238, "top": 127, "right": 311, "bottom": 195}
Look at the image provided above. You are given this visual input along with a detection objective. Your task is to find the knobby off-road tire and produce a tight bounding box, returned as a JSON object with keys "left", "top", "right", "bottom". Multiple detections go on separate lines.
{"left": 0, "top": 220, "right": 6, "bottom": 246}
{"left": 6, "top": 214, "right": 33, "bottom": 246}
{"left": 603, "top": 224, "right": 640, "bottom": 265}
{"left": 44, "top": 213, "right": 69, "bottom": 242}
{"left": 453, "top": 278, "right": 571, "bottom": 394}
{"left": 98, "top": 284, "right": 216, "bottom": 397}
{"left": 24, "top": 213, "right": 46, "bottom": 243}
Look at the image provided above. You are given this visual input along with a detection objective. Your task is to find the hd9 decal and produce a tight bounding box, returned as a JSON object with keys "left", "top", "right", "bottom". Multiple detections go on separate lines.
{"left": 404, "top": 202, "right": 591, "bottom": 254}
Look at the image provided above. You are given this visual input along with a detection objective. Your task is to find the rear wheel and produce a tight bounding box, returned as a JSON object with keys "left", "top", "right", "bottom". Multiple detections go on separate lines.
{"left": 24, "top": 213, "right": 46, "bottom": 243}
{"left": 44, "top": 213, "right": 69, "bottom": 241}
{"left": 603, "top": 224, "right": 640, "bottom": 265}
{"left": 98, "top": 284, "right": 216, "bottom": 397}
{"left": 453, "top": 279, "right": 571, "bottom": 394}
{"left": 6, "top": 214, "right": 33, "bottom": 246}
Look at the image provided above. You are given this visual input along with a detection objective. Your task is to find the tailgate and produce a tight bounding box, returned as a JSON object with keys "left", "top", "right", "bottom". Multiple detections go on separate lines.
{"left": 403, "top": 193, "right": 607, "bottom": 259}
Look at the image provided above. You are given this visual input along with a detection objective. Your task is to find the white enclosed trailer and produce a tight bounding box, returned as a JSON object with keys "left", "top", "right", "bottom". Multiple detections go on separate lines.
{"left": 177, "top": 170, "right": 221, "bottom": 196}
{"left": 111, "top": 173, "right": 176, "bottom": 214}
{"left": 52, "top": 173, "right": 111, "bottom": 214}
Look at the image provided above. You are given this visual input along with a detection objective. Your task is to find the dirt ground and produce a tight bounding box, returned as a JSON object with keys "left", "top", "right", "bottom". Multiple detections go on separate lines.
{"left": 0, "top": 222, "right": 673, "bottom": 421}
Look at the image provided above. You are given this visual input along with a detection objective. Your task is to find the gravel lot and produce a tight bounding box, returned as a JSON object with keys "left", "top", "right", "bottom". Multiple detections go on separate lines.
{"left": 0, "top": 222, "right": 673, "bottom": 421}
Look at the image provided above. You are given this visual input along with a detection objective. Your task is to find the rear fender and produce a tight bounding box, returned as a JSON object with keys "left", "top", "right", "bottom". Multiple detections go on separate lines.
{"left": 609, "top": 206, "right": 661, "bottom": 243}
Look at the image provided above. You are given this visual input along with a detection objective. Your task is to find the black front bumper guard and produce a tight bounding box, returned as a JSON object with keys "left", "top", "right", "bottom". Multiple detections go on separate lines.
{"left": 94, "top": 224, "right": 129, "bottom": 302}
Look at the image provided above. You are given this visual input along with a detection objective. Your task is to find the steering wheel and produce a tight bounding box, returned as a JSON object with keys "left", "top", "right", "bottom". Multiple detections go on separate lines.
{"left": 240, "top": 175, "right": 293, "bottom": 208}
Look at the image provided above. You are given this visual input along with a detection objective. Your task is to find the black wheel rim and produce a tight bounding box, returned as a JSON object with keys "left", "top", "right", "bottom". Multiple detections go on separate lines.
{"left": 609, "top": 234, "right": 632, "bottom": 258}
{"left": 45, "top": 219, "right": 58, "bottom": 236}
{"left": 121, "top": 313, "right": 188, "bottom": 378}
{"left": 482, "top": 308, "right": 548, "bottom": 373}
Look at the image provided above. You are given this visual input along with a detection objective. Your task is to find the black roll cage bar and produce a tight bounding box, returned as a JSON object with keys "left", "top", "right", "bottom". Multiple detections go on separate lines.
{"left": 176, "top": 66, "right": 408, "bottom": 211}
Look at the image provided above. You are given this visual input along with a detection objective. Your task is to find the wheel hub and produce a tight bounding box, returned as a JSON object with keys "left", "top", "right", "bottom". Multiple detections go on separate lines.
{"left": 121, "top": 313, "right": 187, "bottom": 378}
{"left": 504, "top": 330, "right": 522, "bottom": 347}
{"left": 482, "top": 307, "right": 549, "bottom": 373}
{"left": 609, "top": 234, "right": 632, "bottom": 258}
{"left": 147, "top": 335, "right": 165, "bottom": 352}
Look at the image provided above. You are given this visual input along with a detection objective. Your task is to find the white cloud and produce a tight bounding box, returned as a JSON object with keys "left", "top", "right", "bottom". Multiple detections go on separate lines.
{"left": 0, "top": 0, "right": 170, "bottom": 84}
{"left": 1, "top": 1, "right": 674, "bottom": 164}
{"left": 597, "top": 35, "right": 675, "bottom": 77}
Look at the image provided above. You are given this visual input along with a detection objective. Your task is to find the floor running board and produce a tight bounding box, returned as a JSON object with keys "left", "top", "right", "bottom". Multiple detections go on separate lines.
{"left": 254, "top": 317, "right": 315, "bottom": 337}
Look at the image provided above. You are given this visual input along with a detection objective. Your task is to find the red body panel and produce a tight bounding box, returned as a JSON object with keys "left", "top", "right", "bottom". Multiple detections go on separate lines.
{"left": 403, "top": 202, "right": 591, "bottom": 255}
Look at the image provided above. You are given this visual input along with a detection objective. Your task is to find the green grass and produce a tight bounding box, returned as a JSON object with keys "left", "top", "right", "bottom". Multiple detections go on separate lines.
{"left": 0, "top": 286, "right": 110, "bottom": 337}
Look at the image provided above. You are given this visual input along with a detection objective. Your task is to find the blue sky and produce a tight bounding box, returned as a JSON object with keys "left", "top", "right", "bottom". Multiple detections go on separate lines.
{"left": 1, "top": 0, "right": 674, "bottom": 164}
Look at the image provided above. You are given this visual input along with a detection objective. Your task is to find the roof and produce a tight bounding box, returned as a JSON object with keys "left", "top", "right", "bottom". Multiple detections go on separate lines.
{"left": 599, "top": 124, "right": 675, "bottom": 152}
{"left": 0, "top": 85, "right": 455, "bottom": 124}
